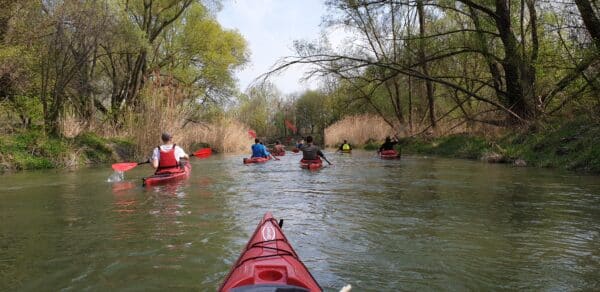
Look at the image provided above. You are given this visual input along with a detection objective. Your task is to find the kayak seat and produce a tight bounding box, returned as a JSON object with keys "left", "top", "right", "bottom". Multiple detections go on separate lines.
{"left": 230, "top": 284, "right": 309, "bottom": 292}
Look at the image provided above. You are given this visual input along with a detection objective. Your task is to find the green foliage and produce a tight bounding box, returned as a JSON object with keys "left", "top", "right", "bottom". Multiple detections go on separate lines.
{"left": 399, "top": 117, "right": 600, "bottom": 173}
{"left": 363, "top": 139, "right": 379, "bottom": 150}
{"left": 295, "top": 90, "right": 333, "bottom": 136}
{"left": 1, "top": 0, "right": 249, "bottom": 136}
{"left": 236, "top": 83, "right": 282, "bottom": 136}
{"left": 170, "top": 3, "right": 248, "bottom": 99}
{"left": 0, "top": 130, "right": 127, "bottom": 171}
{"left": 401, "top": 135, "right": 489, "bottom": 159}
{"left": 0, "top": 129, "right": 63, "bottom": 170}
{"left": 501, "top": 118, "right": 600, "bottom": 172}
{"left": 12, "top": 153, "right": 54, "bottom": 170}
{"left": 75, "top": 133, "right": 113, "bottom": 163}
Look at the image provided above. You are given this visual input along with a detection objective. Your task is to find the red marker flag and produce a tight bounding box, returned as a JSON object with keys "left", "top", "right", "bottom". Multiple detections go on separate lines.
{"left": 284, "top": 120, "right": 297, "bottom": 133}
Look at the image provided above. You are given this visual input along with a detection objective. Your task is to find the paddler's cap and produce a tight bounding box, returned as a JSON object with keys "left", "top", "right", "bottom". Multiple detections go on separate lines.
{"left": 161, "top": 132, "right": 172, "bottom": 142}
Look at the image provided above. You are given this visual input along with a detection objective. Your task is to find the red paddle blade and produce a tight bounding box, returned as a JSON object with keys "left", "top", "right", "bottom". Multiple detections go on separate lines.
{"left": 248, "top": 130, "right": 256, "bottom": 138}
{"left": 111, "top": 162, "right": 138, "bottom": 172}
{"left": 193, "top": 148, "right": 212, "bottom": 158}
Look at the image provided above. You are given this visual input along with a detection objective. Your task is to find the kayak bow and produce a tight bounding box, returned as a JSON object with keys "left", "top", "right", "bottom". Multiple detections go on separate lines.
{"left": 219, "top": 212, "right": 321, "bottom": 292}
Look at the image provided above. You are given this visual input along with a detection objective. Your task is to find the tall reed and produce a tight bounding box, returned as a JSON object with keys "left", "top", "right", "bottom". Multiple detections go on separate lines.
{"left": 325, "top": 113, "right": 506, "bottom": 147}
{"left": 325, "top": 114, "right": 396, "bottom": 147}
{"left": 121, "top": 74, "right": 252, "bottom": 158}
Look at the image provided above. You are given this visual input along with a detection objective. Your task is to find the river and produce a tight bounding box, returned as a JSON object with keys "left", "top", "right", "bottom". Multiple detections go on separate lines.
{"left": 1, "top": 151, "right": 599, "bottom": 291}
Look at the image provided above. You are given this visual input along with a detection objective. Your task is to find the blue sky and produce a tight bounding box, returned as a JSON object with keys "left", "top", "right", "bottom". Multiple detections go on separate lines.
{"left": 217, "top": 0, "right": 328, "bottom": 95}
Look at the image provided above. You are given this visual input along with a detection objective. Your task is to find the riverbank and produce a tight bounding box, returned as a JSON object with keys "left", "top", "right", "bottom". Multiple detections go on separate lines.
{"left": 0, "top": 117, "right": 255, "bottom": 173}
{"left": 0, "top": 129, "right": 135, "bottom": 173}
{"left": 396, "top": 118, "right": 600, "bottom": 174}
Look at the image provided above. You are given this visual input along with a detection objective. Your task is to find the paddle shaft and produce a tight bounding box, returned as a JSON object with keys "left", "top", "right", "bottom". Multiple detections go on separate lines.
{"left": 112, "top": 148, "right": 210, "bottom": 172}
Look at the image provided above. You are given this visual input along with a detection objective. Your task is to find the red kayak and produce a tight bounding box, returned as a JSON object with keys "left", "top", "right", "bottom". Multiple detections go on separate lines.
{"left": 219, "top": 212, "right": 321, "bottom": 292}
{"left": 243, "top": 157, "right": 270, "bottom": 164}
{"left": 142, "top": 162, "right": 191, "bottom": 186}
{"left": 379, "top": 149, "right": 400, "bottom": 159}
{"left": 300, "top": 158, "right": 323, "bottom": 170}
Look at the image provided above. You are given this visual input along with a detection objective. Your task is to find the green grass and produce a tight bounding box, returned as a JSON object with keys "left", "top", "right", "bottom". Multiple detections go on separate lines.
{"left": 0, "top": 129, "right": 63, "bottom": 170}
{"left": 75, "top": 132, "right": 114, "bottom": 163}
{"left": 500, "top": 119, "right": 600, "bottom": 172}
{"left": 363, "top": 139, "right": 379, "bottom": 151}
{"left": 400, "top": 117, "right": 600, "bottom": 174}
{"left": 0, "top": 130, "right": 132, "bottom": 171}
{"left": 400, "top": 134, "right": 489, "bottom": 159}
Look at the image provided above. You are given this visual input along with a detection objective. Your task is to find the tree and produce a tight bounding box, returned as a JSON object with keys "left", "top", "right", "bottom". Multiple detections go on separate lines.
{"left": 236, "top": 83, "right": 281, "bottom": 137}
{"left": 269, "top": 0, "right": 599, "bottom": 134}
{"left": 295, "top": 90, "right": 332, "bottom": 140}
{"left": 1, "top": 0, "right": 249, "bottom": 136}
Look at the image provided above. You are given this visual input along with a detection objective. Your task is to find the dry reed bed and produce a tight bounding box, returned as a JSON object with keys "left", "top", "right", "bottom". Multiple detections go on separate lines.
{"left": 325, "top": 114, "right": 396, "bottom": 147}
{"left": 59, "top": 78, "right": 253, "bottom": 158}
{"left": 325, "top": 113, "right": 507, "bottom": 148}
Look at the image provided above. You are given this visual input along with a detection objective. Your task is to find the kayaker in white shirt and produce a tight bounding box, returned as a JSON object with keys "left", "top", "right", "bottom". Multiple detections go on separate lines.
{"left": 151, "top": 132, "right": 189, "bottom": 171}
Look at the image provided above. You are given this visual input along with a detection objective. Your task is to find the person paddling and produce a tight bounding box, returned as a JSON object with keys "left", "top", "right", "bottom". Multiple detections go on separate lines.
{"left": 300, "top": 136, "right": 330, "bottom": 164}
{"left": 336, "top": 139, "right": 352, "bottom": 153}
{"left": 251, "top": 138, "right": 278, "bottom": 160}
{"left": 152, "top": 132, "right": 189, "bottom": 174}
{"left": 273, "top": 140, "right": 285, "bottom": 155}
{"left": 378, "top": 136, "right": 398, "bottom": 153}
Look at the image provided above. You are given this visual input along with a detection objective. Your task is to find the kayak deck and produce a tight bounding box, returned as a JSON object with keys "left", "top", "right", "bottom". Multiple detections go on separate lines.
{"left": 299, "top": 159, "right": 323, "bottom": 170}
{"left": 219, "top": 212, "right": 321, "bottom": 292}
{"left": 142, "top": 162, "right": 191, "bottom": 186}
{"left": 243, "top": 157, "right": 270, "bottom": 164}
{"left": 379, "top": 149, "right": 401, "bottom": 159}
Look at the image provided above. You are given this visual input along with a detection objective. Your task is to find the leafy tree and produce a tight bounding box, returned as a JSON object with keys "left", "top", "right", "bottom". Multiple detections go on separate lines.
{"left": 236, "top": 83, "right": 281, "bottom": 137}
{"left": 1, "top": 0, "right": 248, "bottom": 136}
{"left": 270, "top": 0, "right": 600, "bottom": 135}
{"left": 295, "top": 90, "right": 333, "bottom": 139}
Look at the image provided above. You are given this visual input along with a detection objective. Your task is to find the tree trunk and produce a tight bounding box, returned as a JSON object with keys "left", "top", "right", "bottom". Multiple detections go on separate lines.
{"left": 416, "top": 0, "right": 436, "bottom": 131}
{"left": 494, "top": 0, "right": 536, "bottom": 123}
{"left": 574, "top": 0, "right": 600, "bottom": 48}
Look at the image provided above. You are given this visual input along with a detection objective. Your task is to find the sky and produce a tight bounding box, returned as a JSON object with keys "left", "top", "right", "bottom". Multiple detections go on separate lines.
{"left": 217, "top": 0, "right": 328, "bottom": 95}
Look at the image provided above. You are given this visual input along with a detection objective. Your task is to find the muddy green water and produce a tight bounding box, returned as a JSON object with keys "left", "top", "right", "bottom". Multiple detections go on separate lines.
{"left": 1, "top": 151, "right": 599, "bottom": 291}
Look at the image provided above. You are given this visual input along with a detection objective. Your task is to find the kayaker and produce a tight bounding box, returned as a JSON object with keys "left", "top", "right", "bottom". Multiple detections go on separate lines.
{"left": 300, "top": 136, "right": 327, "bottom": 161}
{"left": 296, "top": 139, "right": 304, "bottom": 149}
{"left": 251, "top": 139, "right": 278, "bottom": 160}
{"left": 336, "top": 140, "right": 352, "bottom": 153}
{"left": 378, "top": 136, "right": 398, "bottom": 153}
{"left": 151, "top": 132, "right": 189, "bottom": 173}
{"left": 273, "top": 140, "right": 285, "bottom": 155}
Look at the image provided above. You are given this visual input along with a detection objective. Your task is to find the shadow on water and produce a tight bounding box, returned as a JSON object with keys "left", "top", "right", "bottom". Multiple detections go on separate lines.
{"left": 1, "top": 151, "right": 599, "bottom": 291}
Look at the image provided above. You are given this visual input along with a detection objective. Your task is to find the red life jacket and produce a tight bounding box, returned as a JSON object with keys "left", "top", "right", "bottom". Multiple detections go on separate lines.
{"left": 156, "top": 144, "right": 181, "bottom": 174}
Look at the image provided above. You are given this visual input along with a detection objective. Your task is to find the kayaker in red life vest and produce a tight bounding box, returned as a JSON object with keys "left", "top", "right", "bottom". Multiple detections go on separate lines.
{"left": 378, "top": 136, "right": 398, "bottom": 153}
{"left": 300, "top": 136, "right": 327, "bottom": 161}
{"left": 273, "top": 140, "right": 285, "bottom": 155}
{"left": 151, "top": 132, "right": 189, "bottom": 174}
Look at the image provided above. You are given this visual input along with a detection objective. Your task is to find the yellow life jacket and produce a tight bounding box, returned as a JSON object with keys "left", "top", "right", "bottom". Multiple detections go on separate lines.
{"left": 342, "top": 143, "right": 351, "bottom": 151}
